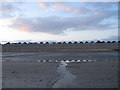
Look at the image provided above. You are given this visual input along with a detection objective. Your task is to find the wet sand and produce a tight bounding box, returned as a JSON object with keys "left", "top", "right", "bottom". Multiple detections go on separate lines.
{"left": 2, "top": 62, "right": 59, "bottom": 88}
{"left": 67, "top": 61, "right": 118, "bottom": 88}
{"left": 2, "top": 52, "right": 118, "bottom": 61}
{"left": 2, "top": 51, "right": 118, "bottom": 88}
{"left": 2, "top": 60, "right": 118, "bottom": 88}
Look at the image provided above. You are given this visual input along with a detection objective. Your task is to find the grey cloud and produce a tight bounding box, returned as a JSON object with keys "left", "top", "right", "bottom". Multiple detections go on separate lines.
{"left": 2, "top": 2, "right": 22, "bottom": 18}
{"left": 7, "top": 2, "right": 117, "bottom": 34}
{"left": 37, "top": 2, "right": 117, "bottom": 16}
{"left": 10, "top": 14, "right": 117, "bottom": 34}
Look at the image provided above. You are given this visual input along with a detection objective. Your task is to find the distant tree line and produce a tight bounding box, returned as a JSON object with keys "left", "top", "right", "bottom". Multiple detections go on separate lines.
{"left": 4, "top": 40, "right": 120, "bottom": 45}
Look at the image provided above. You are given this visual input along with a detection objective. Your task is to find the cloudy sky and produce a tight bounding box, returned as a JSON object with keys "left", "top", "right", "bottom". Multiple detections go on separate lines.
{"left": 0, "top": 2, "right": 118, "bottom": 43}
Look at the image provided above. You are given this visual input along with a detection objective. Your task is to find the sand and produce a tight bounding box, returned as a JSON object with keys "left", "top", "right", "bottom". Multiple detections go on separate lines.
{"left": 2, "top": 60, "right": 118, "bottom": 88}
{"left": 2, "top": 52, "right": 118, "bottom": 61}
{"left": 2, "top": 61, "right": 59, "bottom": 88}
{"left": 66, "top": 61, "right": 118, "bottom": 88}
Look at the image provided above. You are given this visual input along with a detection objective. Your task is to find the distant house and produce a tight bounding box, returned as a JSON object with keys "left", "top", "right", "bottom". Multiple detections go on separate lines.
{"left": 85, "top": 41, "right": 89, "bottom": 43}
{"left": 74, "top": 41, "right": 78, "bottom": 44}
{"left": 79, "top": 41, "right": 83, "bottom": 44}
{"left": 107, "top": 41, "right": 111, "bottom": 43}
{"left": 68, "top": 41, "right": 72, "bottom": 44}
{"left": 96, "top": 40, "right": 101, "bottom": 43}
{"left": 18, "top": 42, "right": 22, "bottom": 44}
{"left": 40, "top": 42, "right": 44, "bottom": 44}
{"left": 45, "top": 42, "right": 49, "bottom": 44}
{"left": 62, "top": 42, "right": 67, "bottom": 44}
{"left": 6, "top": 42, "right": 10, "bottom": 45}
{"left": 90, "top": 41, "right": 94, "bottom": 44}
{"left": 23, "top": 42, "right": 27, "bottom": 44}
{"left": 112, "top": 41, "right": 116, "bottom": 43}
{"left": 52, "top": 42, "right": 56, "bottom": 44}
{"left": 57, "top": 42, "right": 62, "bottom": 44}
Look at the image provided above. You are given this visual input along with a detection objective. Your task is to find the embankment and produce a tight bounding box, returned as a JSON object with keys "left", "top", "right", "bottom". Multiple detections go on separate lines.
{"left": 1, "top": 43, "right": 119, "bottom": 52}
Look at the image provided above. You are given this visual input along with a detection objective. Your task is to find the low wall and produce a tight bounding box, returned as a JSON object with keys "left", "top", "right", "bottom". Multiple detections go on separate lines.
{"left": 1, "top": 43, "right": 119, "bottom": 52}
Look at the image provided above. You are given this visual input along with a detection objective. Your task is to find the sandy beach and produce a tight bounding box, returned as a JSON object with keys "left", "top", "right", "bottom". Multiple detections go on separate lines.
{"left": 1, "top": 1, "right": 119, "bottom": 89}
{"left": 2, "top": 52, "right": 118, "bottom": 61}
{"left": 2, "top": 51, "right": 118, "bottom": 88}
{"left": 2, "top": 60, "right": 118, "bottom": 88}
{"left": 2, "top": 62, "right": 59, "bottom": 88}
{"left": 66, "top": 61, "right": 118, "bottom": 88}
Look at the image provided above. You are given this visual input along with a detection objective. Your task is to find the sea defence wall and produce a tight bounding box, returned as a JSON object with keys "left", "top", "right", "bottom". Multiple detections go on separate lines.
{"left": 1, "top": 43, "right": 119, "bottom": 52}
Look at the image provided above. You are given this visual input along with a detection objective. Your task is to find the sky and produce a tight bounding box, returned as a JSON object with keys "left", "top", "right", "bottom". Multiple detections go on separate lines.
{"left": 0, "top": 2, "right": 118, "bottom": 43}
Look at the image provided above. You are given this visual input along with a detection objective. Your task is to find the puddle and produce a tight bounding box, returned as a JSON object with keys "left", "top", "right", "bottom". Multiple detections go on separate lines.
{"left": 52, "top": 61, "right": 77, "bottom": 88}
